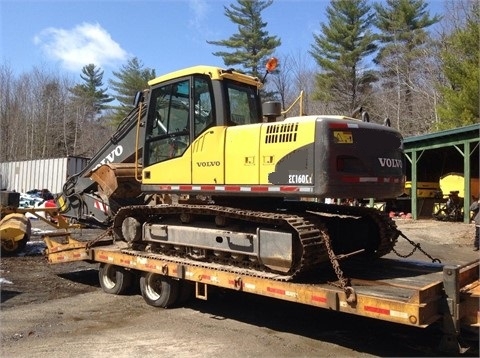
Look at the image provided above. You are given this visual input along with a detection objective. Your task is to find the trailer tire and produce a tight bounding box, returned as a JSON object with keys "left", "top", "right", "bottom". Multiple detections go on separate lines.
{"left": 98, "top": 263, "right": 132, "bottom": 295}
{"left": 178, "top": 280, "right": 194, "bottom": 305}
{"left": 140, "top": 272, "right": 179, "bottom": 308}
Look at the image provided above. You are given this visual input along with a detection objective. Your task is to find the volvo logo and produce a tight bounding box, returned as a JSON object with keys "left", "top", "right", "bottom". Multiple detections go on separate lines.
{"left": 93, "top": 145, "right": 124, "bottom": 170}
{"left": 196, "top": 161, "right": 221, "bottom": 167}
{"left": 378, "top": 157, "right": 402, "bottom": 168}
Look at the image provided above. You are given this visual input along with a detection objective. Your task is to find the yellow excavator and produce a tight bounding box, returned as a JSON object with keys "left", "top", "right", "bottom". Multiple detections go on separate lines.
{"left": 63, "top": 58, "right": 405, "bottom": 280}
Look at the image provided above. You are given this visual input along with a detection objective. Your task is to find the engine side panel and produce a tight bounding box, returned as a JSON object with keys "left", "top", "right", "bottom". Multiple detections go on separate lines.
{"left": 261, "top": 121, "right": 316, "bottom": 186}
{"left": 224, "top": 120, "right": 316, "bottom": 184}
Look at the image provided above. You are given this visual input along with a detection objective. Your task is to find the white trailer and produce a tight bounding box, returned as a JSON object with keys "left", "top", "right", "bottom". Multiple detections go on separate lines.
{"left": 0, "top": 156, "right": 89, "bottom": 194}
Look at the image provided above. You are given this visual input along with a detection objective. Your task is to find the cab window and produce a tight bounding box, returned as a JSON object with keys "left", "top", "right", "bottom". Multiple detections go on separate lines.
{"left": 145, "top": 80, "right": 190, "bottom": 165}
{"left": 194, "top": 77, "right": 214, "bottom": 136}
{"left": 225, "top": 80, "right": 260, "bottom": 125}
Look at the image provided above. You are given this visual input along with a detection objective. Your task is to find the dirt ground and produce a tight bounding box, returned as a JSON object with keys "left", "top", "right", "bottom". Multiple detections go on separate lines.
{"left": 1, "top": 217, "right": 479, "bottom": 357}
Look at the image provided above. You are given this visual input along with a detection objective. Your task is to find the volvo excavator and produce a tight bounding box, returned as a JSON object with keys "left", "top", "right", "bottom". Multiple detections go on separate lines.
{"left": 59, "top": 59, "right": 405, "bottom": 281}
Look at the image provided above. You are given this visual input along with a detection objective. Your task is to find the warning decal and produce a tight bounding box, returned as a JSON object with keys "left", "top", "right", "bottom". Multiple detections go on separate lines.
{"left": 333, "top": 131, "right": 353, "bottom": 144}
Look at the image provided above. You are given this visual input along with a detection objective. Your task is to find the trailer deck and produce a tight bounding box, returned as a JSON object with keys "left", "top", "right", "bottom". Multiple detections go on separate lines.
{"left": 44, "top": 232, "right": 479, "bottom": 354}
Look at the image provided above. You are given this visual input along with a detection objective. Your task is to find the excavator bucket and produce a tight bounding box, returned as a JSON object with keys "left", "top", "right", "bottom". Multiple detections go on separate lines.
{"left": 88, "top": 163, "right": 142, "bottom": 199}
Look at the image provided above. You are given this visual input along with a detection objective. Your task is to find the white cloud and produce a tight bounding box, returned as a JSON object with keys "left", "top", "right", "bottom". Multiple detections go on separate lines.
{"left": 188, "top": 0, "right": 208, "bottom": 28}
{"left": 188, "top": 0, "right": 214, "bottom": 40}
{"left": 33, "top": 22, "right": 128, "bottom": 72}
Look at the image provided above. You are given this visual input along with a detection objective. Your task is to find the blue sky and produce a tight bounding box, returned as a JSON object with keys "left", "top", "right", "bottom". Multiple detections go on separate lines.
{"left": 1, "top": 0, "right": 444, "bottom": 82}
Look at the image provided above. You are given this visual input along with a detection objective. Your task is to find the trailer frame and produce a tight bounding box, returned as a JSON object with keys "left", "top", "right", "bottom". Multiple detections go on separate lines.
{"left": 44, "top": 233, "right": 479, "bottom": 355}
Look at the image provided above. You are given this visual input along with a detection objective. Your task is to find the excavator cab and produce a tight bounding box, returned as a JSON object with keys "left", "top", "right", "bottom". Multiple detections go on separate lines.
{"left": 142, "top": 67, "right": 264, "bottom": 171}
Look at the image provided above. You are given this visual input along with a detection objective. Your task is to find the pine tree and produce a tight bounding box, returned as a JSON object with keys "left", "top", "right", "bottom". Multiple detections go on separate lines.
{"left": 310, "top": 0, "right": 377, "bottom": 113}
{"left": 207, "top": 0, "right": 281, "bottom": 78}
{"left": 373, "top": 0, "right": 440, "bottom": 129}
{"left": 70, "top": 64, "right": 114, "bottom": 121}
{"left": 108, "top": 57, "right": 156, "bottom": 124}
{"left": 436, "top": 4, "right": 479, "bottom": 129}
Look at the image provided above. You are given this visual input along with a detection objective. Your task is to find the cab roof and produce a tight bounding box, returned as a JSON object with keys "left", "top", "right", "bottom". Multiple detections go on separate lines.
{"left": 148, "top": 65, "right": 262, "bottom": 88}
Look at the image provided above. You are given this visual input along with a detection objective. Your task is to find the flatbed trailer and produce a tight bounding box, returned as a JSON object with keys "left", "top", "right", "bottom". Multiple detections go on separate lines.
{"left": 44, "top": 232, "right": 479, "bottom": 355}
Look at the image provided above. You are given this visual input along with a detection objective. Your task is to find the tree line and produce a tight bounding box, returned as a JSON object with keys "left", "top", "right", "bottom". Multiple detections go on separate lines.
{"left": 0, "top": 0, "right": 478, "bottom": 163}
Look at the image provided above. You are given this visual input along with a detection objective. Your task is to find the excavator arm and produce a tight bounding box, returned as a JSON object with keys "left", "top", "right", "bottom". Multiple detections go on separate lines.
{"left": 56, "top": 98, "right": 147, "bottom": 227}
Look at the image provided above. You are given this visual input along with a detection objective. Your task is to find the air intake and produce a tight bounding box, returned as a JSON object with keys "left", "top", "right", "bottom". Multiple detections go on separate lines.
{"left": 265, "top": 123, "right": 298, "bottom": 143}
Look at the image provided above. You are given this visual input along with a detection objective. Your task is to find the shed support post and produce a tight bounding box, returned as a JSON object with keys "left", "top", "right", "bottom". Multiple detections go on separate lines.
{"left": 463, "top": 141, "right": 471, "bottom": 223}
{"left": 411, "top": 150, "right": 418, "bottom": 220}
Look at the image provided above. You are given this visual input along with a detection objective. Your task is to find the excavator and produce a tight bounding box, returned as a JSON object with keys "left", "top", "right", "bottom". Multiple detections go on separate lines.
{"left": 58, "top": 58, "right": 405, "bottom": 281}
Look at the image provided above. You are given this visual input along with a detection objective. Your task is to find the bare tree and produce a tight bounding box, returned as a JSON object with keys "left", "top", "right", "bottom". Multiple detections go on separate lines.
{"left": 289, "top": 50, "right": 318, "bottom": 115}
{"left": 0, "top": 63, "right": 113, "bottom": 162}
{"left": 0, "top": 64, "right": 16, "bottom": 162}
{"left": 267, "top": 51, "right": 322, "bottom": 118}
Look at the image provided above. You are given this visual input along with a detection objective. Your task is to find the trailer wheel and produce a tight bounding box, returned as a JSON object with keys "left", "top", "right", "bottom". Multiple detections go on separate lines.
{"left": 98, "top": 263, "right": 132, "bottom": 295}
{"left": 178, "top": 280, "right": 194, "bottom": 305}
{"left": 140, "top": 272, "right": 179, "bottom": 308}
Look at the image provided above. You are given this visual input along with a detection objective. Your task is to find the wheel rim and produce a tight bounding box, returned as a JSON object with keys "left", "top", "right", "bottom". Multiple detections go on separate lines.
{"left": 1, "top": 240, "right": 18, "bottom": 252}
{"left": 102, "top": 265, "right": 117, "bottom": 290}
{"left": 145, "top": 274, "right": 162, "bottom": 300}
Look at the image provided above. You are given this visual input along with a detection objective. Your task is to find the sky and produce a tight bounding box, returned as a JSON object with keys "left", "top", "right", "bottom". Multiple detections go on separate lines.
{"left": 1, "top": 0, "right": 445, "bottom": 84}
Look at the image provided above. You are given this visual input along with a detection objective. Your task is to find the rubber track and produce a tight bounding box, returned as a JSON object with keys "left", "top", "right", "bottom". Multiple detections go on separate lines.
{"left": 112, "top": 203, "right": 399, "bottom": 281}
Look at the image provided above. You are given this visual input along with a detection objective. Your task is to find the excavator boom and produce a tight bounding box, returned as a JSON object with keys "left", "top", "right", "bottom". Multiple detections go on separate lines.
{"left": 56, "top": 104, "right": 147, "bottom": 226}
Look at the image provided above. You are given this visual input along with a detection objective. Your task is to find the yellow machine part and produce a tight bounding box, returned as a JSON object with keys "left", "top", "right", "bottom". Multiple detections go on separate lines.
{"left": 143, "top": 120, "right": 316, "bottom": 185}
{"left": 0, "top": 213, "right": 30, "bottom": 242}
{"left": 439, "top": 173, "right": 480, "bottom": 199}
{"left": 56, "top": 194, "right": 68, "bottom": 213}
{"left": 0, "top": 212, "right": 31, "bottom": 255}
{"left": 404, "top": 181, "right": 440, "bottom": 198}
{"left": 89, "top": 163, "right": 143, "bottom": 198}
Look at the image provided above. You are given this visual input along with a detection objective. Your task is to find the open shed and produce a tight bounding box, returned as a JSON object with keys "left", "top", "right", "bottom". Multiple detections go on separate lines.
{"left": 402, "top": 123, "right": 479, "bottom": 222}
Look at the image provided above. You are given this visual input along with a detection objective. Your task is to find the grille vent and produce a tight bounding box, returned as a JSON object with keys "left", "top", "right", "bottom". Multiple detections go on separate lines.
{"left": 265, "top": 123, "right": 298, "bottom": 144}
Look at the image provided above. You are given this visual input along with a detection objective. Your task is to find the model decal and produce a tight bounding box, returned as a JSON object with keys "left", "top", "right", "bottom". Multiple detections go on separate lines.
{"left": 268, "top": 144, "right": 314, "bottom": 185}
{"left": 288, "top": 174, "right": 312, "bottom": 184}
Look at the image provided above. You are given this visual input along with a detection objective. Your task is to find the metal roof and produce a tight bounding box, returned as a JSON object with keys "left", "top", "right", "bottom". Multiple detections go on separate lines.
{"left": 403, "top": 123, "right": 479, "bottom": 151}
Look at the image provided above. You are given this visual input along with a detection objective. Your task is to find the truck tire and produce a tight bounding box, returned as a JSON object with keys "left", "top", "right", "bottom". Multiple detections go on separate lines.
{"left": 140, "top": 272, "right": 179, "bottom": 308}
{"left": 98, "top": 263, "right": 132, "bottom": 295}
{"left": 178, "top": 280, "right": 194, "bottom": 305}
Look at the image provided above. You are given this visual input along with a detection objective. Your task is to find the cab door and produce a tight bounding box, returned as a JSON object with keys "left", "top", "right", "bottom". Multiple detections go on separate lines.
{"left": 143, "top": 78, "right": 192, "bottom": 184}
{"left": 143, "top": 76, "right": 216, "bottom": 185}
